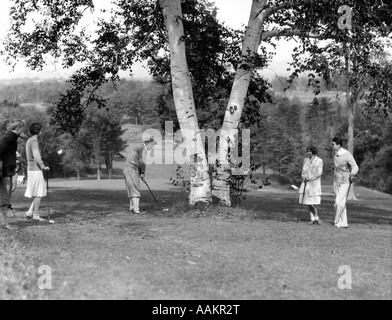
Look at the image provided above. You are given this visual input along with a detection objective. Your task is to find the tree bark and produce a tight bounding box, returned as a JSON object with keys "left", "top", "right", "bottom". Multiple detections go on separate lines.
{"left": 344, "top": 46, "right": 357, "bottom": 200}
{"left": 347, "top": 98, "right": 358, "bottom": 200}
{"left": 160, "top": 0, "right": 212, "bottom": 205}
{"left": 213, "top": 0, "right": 267, "bottom": 206}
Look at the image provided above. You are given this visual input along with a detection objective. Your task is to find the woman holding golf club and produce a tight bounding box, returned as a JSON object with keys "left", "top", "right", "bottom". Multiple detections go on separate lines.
{"left": 332, "top": 137, "right": 358, "bottom": 229}
{"left": 123, "top": 136, "right": 156, "bottom": 214}
{"left": 25, "top": 122, "right": 50, "bottom": 222}
{"left": 299, "top": 145, "right": 323, "bottom": 225}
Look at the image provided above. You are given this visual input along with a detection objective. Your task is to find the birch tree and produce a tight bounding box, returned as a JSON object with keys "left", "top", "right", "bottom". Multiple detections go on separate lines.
{"left": 159, "top": 0, "right": 211, "bottom": 204}
{"left": 279, "top": 0, "right": 392, "bottom": 199}
{"left": 4, "top": 0, "right": 389, "bottom": 206}
{"left": 215, "top": 0, "right": 391, "bottom": 204}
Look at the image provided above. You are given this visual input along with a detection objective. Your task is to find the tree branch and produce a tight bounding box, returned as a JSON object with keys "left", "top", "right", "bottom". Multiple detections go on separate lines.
{"left": 262, "top": 28, "right": 328, "bottom": 41}
{"left": 264, "top": 1, "right": 297, "bottom": 16}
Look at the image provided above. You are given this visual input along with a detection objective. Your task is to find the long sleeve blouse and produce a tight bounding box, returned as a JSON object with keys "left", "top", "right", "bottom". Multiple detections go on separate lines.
{"left": 333, "top": 149, "right": 359, "bottom": 185}
{"left": 26, "top": 136, "right": 45, "bottom": 171}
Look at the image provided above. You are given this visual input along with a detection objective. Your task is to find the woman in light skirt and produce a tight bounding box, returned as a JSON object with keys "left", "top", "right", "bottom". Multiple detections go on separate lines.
{"left": 299, "top": 146, "right": 323, "bottom": 225}
{"left": 25, "top": 123, "right": 50, "bottom": 222}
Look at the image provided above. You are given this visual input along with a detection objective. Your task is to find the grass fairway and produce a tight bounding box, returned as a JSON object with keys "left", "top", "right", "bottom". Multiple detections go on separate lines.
{"left": 1, "top": 176, "right": 391, "bottom": 300}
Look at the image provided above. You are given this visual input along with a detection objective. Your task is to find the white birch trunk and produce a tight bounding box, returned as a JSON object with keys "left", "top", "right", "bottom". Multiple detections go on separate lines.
{"left": 345, "top": 49, "right": 357, "bottom": 200}
{"left": 213, "top": 0, "right": 267, "bottom": 206}
{"left": 160, "top": 0, "right": 212, "bottom": 205}
{"left": 347, "top": 95, "right": 358, "bottom": 200}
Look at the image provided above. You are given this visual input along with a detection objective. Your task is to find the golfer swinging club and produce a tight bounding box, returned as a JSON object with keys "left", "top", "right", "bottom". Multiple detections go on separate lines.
{"left": 332, "top": 136, "right": 359, "bottom": 229}
{"left": 123, "top": 136, "right": 156, "bottom": 214}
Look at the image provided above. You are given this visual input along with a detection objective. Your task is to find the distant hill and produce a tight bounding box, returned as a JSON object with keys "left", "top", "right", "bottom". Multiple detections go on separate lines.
{"left": 0, "top": 77, "right": 67, "bottom": 87}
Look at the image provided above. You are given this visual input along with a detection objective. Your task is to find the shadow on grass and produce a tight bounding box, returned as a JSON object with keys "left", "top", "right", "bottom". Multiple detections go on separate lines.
{"left": 11, "top": 188, "right": 392, "bottom": 227}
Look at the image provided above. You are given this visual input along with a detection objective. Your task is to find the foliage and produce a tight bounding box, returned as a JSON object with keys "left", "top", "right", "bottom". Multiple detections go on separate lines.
{"left": 362, "top": 61, "right": 392, "bottom": 121}
{"left": 170, "top": 165, "right": 191, "bottom": 196}
{"left": 0, "top": 80, "right": 70, "bottom": 105}
{"left": 58, "top": 133, "right": 91, "bottom": 178}
{"left": 171, "top": 160, "right": 263, "bottom": 207}
{"left": 354, "top": 116, "right": 392, "bottom": 194}
{"left": 208, "top": 160, "right": 262, "bottom": 207}
{"left": 3, "top": 0, "right": 270, "bottom": 135}
{"left": 0, "top": 89, "right": 126, "bottom": 179}
{"left": 273, "top": 0, "right": 392, "bottom": 119}
{"left": 227, "top": 162, "right": 262, "bottom": 207}
{"left": 78, "top": 105, "right": 126, "bottom": 177}
{"left": 253, "top": 95, "right": 348, "bottom": 185}
{"left": 104, "top": 79, "right": 162, "bottom": 126}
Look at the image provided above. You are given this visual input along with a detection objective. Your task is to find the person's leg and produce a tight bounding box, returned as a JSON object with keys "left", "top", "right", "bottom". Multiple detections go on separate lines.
{"left": 334, "top": 183, "right": 349, "bottom": 228}
{"left": 129, "top": 169, "right": 143, "bottom": 214}
{"left": 0, "top": 177, "right": 17, "bottom": 230}
{"left": 308, "top": 205, "right": 315, "bottom": 224}
{"left": 125, "top": 168, "right": 141, "bottom": 213}
{"left": 339, "top": 191, "right": 349, "bottom": 228}
{"left": 32, "top": 197, "right": 45, "bottom": 221}
{"left": 129, "top": 198, "right": 134, "bottom": 212}
{"left": 132, "top": 197, "right": 140, "bottom": 213}
{"left": 5, "top": 177, "right": 16, "bottom": 217}
{"left": 0, "top": 177, "right": 7, "bottom": 225}
{"left": 27, "top": 201, "right": 34, "bottom": 216}
{"left": 313, "top": 206, "right": 322, "bottom": 225}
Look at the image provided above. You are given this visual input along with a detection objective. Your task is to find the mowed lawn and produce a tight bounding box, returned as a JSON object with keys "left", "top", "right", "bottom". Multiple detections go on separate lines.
{"left": 0, "top": 172, "right": 391, "bottom": 300}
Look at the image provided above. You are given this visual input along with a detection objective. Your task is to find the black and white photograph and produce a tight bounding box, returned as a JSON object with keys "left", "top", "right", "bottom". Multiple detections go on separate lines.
{"left": 0, "top": 0, "right": 391, "bottom": 304}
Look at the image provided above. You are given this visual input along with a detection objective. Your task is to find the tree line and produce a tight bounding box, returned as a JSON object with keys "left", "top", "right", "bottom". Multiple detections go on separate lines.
{"left": 252, "top": 94, "right": 392, "bottom": 194}
{"left": 1, "top": 0, "right": 391, "bottom": 205}
{"left": 1, "top": 78, "right": 390, "bottom": 194}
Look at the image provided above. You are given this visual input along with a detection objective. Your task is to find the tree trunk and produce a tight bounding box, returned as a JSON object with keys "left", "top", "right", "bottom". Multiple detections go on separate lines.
{"left": 92, "top": 136, "right": 102, "bottom": 181}
{"left": 106, "top": 154, "right": 113, "bottom": 180}
{"left": 344, "top": 46, "right": 357, "bottom": 200}
{"left": 347, "top": 98, "right": 357, "bottom": 200}
{"left": 213, "top": 0, "right": 267, "bottom": 206}
{"left": 160, "top": 0, "right": 211, "bottom": 205}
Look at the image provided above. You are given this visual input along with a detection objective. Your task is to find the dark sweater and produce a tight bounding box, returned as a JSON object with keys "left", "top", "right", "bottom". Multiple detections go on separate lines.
{"left": 124, "top": 144, "right": 146, "bottom": 174}
{"left": 0, "top": 131, "right": 18, "bottom": 177}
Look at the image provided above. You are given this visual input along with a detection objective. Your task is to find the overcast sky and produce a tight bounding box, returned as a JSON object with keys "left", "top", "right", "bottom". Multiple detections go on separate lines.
{"left": 0, "top": 0, "right": 295, "bottom": 80}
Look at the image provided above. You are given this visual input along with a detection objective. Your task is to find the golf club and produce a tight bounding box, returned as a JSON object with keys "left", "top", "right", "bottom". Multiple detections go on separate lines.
{"left": 346, "top": 181, "right": 352, "bottom": 200}
{"left": 143, "top": 178, "right": 169, "bottom": 212}
{"left": 45, "top": 170, "right": 55, "bottom": 224}
{"left": 300, "top": 180, "right": 307, "bottom": 214}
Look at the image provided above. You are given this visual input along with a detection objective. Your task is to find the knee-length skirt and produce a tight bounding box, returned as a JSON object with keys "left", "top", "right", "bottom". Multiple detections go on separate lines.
{"left": 25, "top": 170, "right": 47, "bottom": 198}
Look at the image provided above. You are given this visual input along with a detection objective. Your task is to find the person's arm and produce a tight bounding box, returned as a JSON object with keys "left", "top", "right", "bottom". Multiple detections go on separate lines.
{"left": 137, "top": 147, "right": 146, "bottom": 180}
{"left": 347, "top": 153, "right": 358, "bottom": 182}
{"left": 311, "top": 158, "right": 323, "bottom": 181}
{"left": 302, "top": 159, "right": 308, "bottom": 181}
